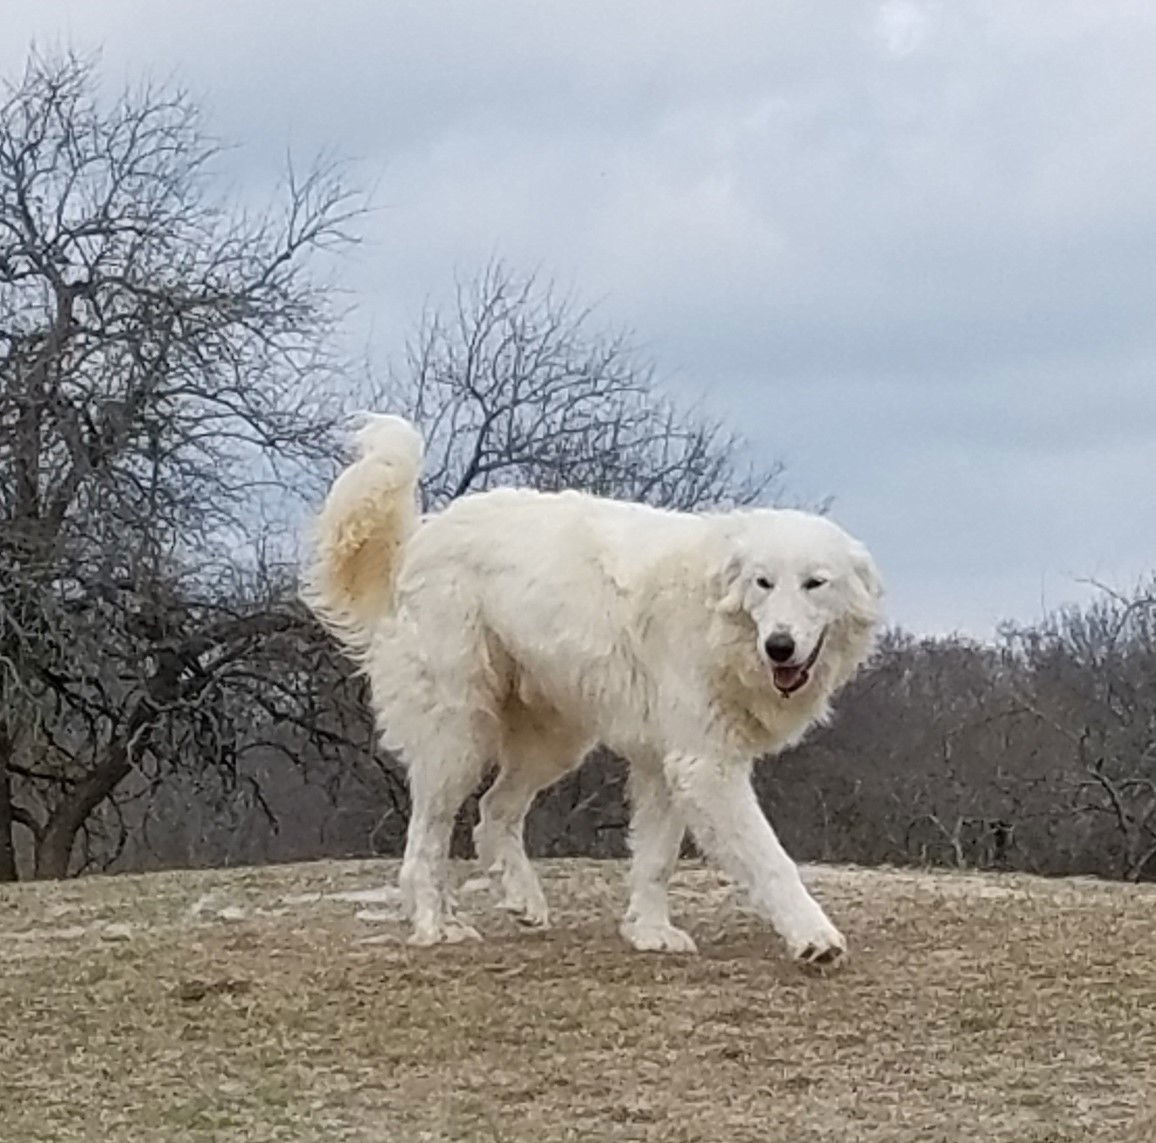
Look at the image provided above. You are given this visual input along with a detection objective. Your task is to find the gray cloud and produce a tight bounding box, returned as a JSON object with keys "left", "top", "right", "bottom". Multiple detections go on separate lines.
{"left": 5, "top": 0, "right": 1156, "bottom": 635}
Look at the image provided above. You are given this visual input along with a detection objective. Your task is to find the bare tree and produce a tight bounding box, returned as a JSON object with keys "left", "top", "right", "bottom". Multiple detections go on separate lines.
{"left": 1003, "top": 579, "right": 1156, "bottom": 881}
{"left": 394, "top": 262, "right": 783, "bottom": 513}
{"left": 0, "top": 50, "right": 368, "bottom": 878}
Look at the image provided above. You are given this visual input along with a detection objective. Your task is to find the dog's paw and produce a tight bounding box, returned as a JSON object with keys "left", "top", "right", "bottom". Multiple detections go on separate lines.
{"left": 785, "top": 918, "right": 847, "bottom": 970}
{"left": 792, "top": 935, "right": 847, "bottom": 969}
{"left": 773, "top": 892, "right": 848, "bottom": 969}
{"left": 488, "top": 868, "right": 550, "bottom": 929}
{"left": 407, "top": 917, "right": 482, "bottom": 947}
{"left": 497, "top": 890, "right": 550, "bottom": 929}
{"left": 620, "top": 918, "right": 699, "bottom": 954}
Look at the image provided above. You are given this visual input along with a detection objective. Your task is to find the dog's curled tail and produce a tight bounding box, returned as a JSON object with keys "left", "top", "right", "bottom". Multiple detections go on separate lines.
{"left": 301, "top": 414, "right": 424, "bottom": 657}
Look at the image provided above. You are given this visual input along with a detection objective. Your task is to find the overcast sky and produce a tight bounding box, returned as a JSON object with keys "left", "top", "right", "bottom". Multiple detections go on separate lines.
{"left": 5, "top": 1, "right": 1156, "bottom": 637}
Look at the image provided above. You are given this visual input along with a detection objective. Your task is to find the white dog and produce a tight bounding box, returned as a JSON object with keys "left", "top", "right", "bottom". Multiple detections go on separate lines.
{"left": 304, "top": 415, "right": 882, "bottom": 966}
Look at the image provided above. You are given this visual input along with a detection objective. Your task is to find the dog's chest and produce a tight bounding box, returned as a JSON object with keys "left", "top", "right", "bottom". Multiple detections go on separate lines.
{"left": 707, "top": 670, "right": 826, "bottom": 757}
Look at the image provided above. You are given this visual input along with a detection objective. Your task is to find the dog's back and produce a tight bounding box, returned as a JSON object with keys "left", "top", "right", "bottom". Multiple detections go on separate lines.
{"left": 396, "top": 487, "right": 715, "bottom": 713}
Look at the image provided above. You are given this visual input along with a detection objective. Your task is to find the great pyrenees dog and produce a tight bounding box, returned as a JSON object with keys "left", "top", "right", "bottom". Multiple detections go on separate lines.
{"left": 304, "top": 415, "right": 882, "bottom": 966}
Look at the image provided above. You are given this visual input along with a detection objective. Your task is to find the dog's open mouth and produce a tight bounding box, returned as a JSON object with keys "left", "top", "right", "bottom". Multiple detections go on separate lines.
{"left": 772, "top": 632, "right": 826, "bottom": 697}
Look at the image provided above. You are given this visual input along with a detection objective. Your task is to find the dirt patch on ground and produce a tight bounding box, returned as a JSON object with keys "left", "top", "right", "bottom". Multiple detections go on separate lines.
{"left": 2, "top": 859, "right": 1154, "bottom": 1142}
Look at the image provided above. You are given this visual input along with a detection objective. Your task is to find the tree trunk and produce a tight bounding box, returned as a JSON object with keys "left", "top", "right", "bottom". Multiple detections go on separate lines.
{"left": 35, "top": 742, "right": 133, "bottom": 879}
{"left": 0, "top": 743, "right": 16, "bottom": 882}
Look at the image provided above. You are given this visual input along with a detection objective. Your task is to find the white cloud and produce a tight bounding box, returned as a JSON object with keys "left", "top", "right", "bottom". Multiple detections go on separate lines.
{"left": 876, "top": 0, "right": 930, "bottom": 58}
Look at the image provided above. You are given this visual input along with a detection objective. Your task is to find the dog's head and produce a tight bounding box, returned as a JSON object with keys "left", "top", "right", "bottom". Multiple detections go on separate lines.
{"left": 712, "top": 510, "right": 883, "bottom": 697}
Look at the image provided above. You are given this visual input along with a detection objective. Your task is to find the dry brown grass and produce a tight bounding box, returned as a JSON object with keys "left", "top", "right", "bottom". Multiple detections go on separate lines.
{"left": 2, "top": 858, "right": 1154, "bottom": 1142}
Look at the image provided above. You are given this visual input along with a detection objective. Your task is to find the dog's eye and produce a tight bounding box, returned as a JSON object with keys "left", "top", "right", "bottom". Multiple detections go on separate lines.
{"left": 755, "top": 576, "right": 773, "bottom": 590}
{"left": 803, "top": 577, "right": 827, "bottom": 591}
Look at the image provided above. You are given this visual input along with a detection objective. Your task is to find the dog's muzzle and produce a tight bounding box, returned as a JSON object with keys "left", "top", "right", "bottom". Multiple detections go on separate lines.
{"left": 771, "top": 630, "right": 826, "bottom": 697}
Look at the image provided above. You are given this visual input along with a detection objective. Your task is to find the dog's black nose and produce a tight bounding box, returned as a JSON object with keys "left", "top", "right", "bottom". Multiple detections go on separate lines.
{"left": 764, "top": 632, "right": 796, "bottom": 663}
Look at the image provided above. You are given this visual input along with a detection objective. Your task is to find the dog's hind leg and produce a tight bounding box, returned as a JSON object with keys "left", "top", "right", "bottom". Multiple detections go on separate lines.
{"left": 619, "top": 760, "right": 697, "bottom": 953}
{"left": 474, "top": 708, "right": 587, "bottom": 929}
{"left": 369, "top": 594, "right": 502, "bottom": 945}
{"left": 474, "top": 766, "right": 555, "bottom": 928}
{"left": 398, "top": 718, "right": 492, "bottom": 946}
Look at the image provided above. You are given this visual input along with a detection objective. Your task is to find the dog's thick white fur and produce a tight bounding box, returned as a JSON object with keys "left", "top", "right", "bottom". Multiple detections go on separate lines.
{"left": 304, "top": 414, "right": 882, "bottom": 965}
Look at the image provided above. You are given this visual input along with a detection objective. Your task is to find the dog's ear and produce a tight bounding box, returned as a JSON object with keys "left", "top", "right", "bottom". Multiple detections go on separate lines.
{"left": 847, "top": 541, "right": 883, "bottom": 623}
{"left": 712, "top": 551, "right": 746, "bottom": 614}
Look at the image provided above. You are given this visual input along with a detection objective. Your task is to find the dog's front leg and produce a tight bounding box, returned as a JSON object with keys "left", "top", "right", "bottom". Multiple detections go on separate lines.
{"left": 662, "top": 751, "right": 846, "bottom": 967}
{"left": 619, "top": 760, "right": 697, "bottom": 953}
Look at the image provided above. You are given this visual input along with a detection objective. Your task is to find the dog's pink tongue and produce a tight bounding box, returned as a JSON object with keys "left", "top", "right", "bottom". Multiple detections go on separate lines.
{"left": 773, "top": 665, "right": 806, "bottom": 693}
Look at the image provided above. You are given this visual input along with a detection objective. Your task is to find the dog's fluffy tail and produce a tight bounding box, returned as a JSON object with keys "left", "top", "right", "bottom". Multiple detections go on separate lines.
{"left": 302, "top": 414, "right": 424, "bottom": 657}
